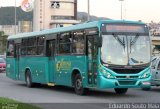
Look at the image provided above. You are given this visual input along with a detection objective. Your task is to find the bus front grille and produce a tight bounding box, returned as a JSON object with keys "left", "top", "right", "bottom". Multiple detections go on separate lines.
{"left": 112, "top": 68, "right": 144, "bottom": 74}
{"left": 116, "top": 76, "right": 139, "bottom": 79}
{"left": 118, "top": 81, "right": 137, "bottom": 85}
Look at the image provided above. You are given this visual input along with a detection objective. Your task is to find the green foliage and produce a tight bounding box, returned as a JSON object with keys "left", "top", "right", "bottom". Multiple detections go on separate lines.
{"left": 0, "top": 97, "right": 41, "bottom": 109}
{"left": 0, "top": 31, "right": 4, "bottom": 36}
{"left": 0, "top": 31, "right": 8, "bottom": 54}
{"left": 0, "top": 7, "right": 110, "bottom": 25}
{"left": 77, "top": 12, "right": 111, "bottom": 22}
{"left": 0, "top": 7, "right": 33, "bottom": 25}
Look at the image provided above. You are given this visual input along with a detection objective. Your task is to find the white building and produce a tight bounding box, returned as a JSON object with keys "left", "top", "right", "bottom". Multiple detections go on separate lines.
{"left": 33, "top": 0, "right": 80, "bottom": 31}
{"left": 0, "top": 21, "right": 32, "bottom": 36}
{"left": 0, "top": 25, "right": 18, "bottom": 35}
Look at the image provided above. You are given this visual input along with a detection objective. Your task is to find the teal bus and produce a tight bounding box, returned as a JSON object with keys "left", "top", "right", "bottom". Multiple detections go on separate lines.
{"left": 6, "top": 20, "right": 151, "bottom": 95}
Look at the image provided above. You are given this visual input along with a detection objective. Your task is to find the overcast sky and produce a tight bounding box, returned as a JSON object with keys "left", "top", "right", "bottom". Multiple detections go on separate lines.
{"left": 0, "top": 0, "right": 160, "bottom": 23}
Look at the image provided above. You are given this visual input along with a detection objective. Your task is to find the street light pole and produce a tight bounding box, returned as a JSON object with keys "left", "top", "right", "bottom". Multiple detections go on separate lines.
{"left": 87, "top": 0, "right": 90, "bottom": 21}
{"left": 15, "top": 0, "right": 17, "bottom": 34}
{"left": 119, "top": 0, "right": 124, "bottom": 20}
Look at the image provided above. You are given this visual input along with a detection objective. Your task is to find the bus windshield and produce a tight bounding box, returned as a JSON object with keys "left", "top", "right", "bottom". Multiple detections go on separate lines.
{"left": 101, "top": 34, "right": 150, "bottom": 66}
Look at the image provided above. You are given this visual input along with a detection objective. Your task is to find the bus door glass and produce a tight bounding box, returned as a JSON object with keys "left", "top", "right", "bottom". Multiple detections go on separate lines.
{"left": 87, "top": 35, "right": 98, "bottom": 85}
{"left": 6, "top": 40, "right": 15, "bottom": 79}
{"left": 47, "top": 39, "right": 56, "bottom": 82}
{"left": 151, "top": 58, "right": 158, "bottom": 80}
{"left": 15, "top": 44, "right": 20, "bottom": 80}
{"left": 156, "top": 60, "right": 160, "bottom": 80}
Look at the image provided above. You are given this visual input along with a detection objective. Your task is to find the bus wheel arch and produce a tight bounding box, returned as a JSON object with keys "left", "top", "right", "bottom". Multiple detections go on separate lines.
{"left": 71, "top": 69, "right": 88, "bottom": 95}
{"left": 71, "top": 69, "right": 80, "bottom": 87}
{"left": 25, "top": 68, "right": 30, "bottom": 76}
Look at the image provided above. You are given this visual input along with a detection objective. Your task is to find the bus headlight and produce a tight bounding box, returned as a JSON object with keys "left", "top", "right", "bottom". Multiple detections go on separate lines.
{"left": 101, "top": 69, "right": 115, "bottom": 79}
{"left": 140, "top": 72, "right": 151, "bottom": 79}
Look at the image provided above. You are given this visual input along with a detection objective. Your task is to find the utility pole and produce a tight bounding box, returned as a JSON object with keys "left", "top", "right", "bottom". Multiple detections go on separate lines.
{"left": 119, "top": 0, "right": 124, "bottom": 20}
{"left": 15, "top": 0, "right": 17, "bottom": 34}
{"left": 88, "top": 0, "right": 90, "bottom": 21}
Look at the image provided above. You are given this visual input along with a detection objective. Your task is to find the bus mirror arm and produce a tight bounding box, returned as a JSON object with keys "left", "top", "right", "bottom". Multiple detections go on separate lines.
{"left": 97, "top": 37, "right": 102, "bottom": 47}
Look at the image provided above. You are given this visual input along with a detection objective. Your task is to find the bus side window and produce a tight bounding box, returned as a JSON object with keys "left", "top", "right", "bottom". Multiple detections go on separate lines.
{"left": 28, "top": 37, "right": 37, "bottom": 55}
{"left": 59, "top": 32, "right": 72, "bottom": 54}
{"left": 21, "top": 38, "right": 28, "bottom": 56}
{"left": 73, "top": 31, "right": 85, "bottom": 54}
{"left": 37, "top": 36, "right": 45, "bottom": 55}
{"left": 7, "top": 41, "right": 14, "bottom": 57}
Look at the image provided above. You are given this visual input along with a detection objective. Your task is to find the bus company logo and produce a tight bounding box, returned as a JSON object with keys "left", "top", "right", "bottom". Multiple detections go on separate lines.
{"left": 56, "top": 62, "right": 61, "bottom": 71}
{"left": 56, "top": 59, "right": 71, "bottom": 71}
{"left": 126, "top": 75, "right": 130, "bottom": 79}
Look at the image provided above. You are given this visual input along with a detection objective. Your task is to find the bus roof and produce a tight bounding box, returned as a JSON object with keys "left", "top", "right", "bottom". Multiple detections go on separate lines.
{"left": 8, "top": 20, "right": 145, "bottom": 40}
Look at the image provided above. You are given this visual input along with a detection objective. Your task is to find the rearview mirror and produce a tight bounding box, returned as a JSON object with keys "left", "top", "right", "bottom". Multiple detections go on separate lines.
{"left": 151, "top": 66, "right": 155, "bottom": 69}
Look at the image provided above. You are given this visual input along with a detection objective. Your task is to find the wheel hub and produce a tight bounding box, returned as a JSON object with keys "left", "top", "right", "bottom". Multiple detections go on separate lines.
{"left": 26, "top": 76, "right": 30, "bottom": 85}
{"left": 76, "top": 79, "right": 82, "bottom": 90}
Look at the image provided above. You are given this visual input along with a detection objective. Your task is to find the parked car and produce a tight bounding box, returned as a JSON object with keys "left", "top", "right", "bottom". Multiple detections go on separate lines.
{"left": 0, "top": 58, "right": 6, "bottom": 73}
{"left": 151, "top": 56, "right": 160, "bottom": 87}
{"left": 0, "top": 55, "right": 6, "bottom": 60}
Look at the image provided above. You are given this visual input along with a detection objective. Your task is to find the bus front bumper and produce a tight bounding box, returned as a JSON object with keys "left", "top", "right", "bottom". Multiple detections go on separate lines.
{"left": 97, "top": 75, "right": 151, "bottom": 89}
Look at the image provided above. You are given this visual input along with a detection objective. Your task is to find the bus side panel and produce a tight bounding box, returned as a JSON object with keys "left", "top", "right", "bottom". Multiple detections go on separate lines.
{"left": 18, "top": 57, "right": 49, "bottom": 84}
{"left": 54, "top": 55, "right": 88, "bottom": 87}
{"left": 6, "top": 58, "right": 17, "bottom": 80}
{"left": 48, "top": 57, "right": 54, "bottom": 83}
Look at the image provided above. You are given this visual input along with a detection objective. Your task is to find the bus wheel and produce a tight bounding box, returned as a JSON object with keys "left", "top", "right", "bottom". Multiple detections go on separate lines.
{"left": 25, "top": 70, "right": 33, "bottom": 88}
{"left": 114, "top": 88, "right": 128, "bottom": 94}
{"left": 142, "top": 88, "right": 151, "bottom": 91}
{"left": 74, "top": 74, "right": 87, "bottom": 95}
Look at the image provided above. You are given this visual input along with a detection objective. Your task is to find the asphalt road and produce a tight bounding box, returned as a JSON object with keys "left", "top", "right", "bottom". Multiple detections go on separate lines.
{"left": 0, "top": 73, "right": 160, "bottom": 109}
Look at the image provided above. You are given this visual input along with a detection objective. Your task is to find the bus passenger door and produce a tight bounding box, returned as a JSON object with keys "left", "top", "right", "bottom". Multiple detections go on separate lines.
{"left": 47, "top": 40, "right": 56, "bottom": 83}
{"left": 15, "top": 44, "right": 20, "bottom": 80}
{"left": 155, "top": 61, "right": 160, "bottom": 82}
{"left": 87, "top": 36, "right": 98, "bottom": 86}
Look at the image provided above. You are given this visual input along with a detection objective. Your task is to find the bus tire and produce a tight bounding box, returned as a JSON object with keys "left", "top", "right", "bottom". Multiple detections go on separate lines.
{"left": 114, "top": 88, "right": 128, "bottom": 94}
{"left": 74, "top": 73, "right": 88, "bottom": 95}
{"left": 142, "top": 88, "right": 151, "bottom": 91}
{"left": 25, "top": 70, "right": 33, "bottom": 88}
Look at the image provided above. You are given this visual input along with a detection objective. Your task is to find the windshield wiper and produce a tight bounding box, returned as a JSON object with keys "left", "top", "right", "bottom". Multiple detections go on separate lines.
{"left": 129, "top": 35, "right": 139, "bottom": 53}
{"left": 113, "top": 34, "right": 126, "bottom": 51}
{"left": 130, "top": 35, "right": 139, "bottom": 46}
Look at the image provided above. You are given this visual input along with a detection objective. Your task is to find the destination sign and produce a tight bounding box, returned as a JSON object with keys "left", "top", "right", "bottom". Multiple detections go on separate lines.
{"left": 102, "top": 24, "right": 148, "bottom": 33}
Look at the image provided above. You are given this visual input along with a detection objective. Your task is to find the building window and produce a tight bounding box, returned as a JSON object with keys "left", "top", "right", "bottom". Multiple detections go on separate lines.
{"left": 51, "top": 1, "right": 60, "bottom": 8}
{"left": 51, "top": 16, "right": 74, "bottom": 20}
{"left": 56, "top": 24, "right": 63, "bottom": 27}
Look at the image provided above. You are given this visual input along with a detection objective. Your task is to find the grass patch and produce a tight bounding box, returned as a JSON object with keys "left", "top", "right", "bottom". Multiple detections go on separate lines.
{"left": 0, "top": 97, "right": 41, "bottom": 109}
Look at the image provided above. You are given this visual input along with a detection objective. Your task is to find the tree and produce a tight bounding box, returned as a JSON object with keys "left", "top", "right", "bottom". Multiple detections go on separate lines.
{"left": 0, "top": 31, "right": 8, "bottom": 54}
